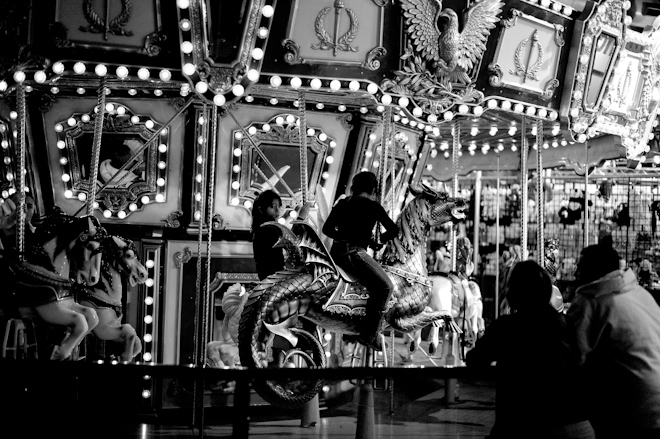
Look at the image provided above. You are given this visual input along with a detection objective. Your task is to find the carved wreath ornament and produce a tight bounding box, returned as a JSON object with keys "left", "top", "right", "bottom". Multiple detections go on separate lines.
{"left": 510, "top": 29, "right": 544, "bottom": 83}
{"left": 311, "top": 5, "right": 359, "bottom": 56}
{"left": 80, "top": 0, "right": 134, "bottom": 39}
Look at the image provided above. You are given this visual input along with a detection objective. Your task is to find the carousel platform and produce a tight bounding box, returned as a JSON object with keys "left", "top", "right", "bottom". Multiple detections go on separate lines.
{"left": 0, "top": 336, "right": 495, "bottom": 438}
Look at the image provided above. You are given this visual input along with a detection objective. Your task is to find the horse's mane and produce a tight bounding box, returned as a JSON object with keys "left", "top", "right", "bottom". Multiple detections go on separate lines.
{"left": 98, "top": 235, "right": 138, "bottom": 291}
{"left": 381, "top": 194, "right": 432, "bottom": 265}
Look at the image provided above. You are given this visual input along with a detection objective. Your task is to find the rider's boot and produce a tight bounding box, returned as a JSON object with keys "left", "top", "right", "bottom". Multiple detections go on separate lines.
{"left": 358, "top": 309, "right": 384, "bottom": 352}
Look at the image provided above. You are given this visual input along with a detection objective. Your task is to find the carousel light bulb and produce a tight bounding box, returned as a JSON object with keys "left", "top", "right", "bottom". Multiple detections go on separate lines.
{"left": 73, "top": 62, "right": 86, "bottom": 74}
{"left": 213, "top": 94, "right": 226, "bottom": 106}
{"left": 195, "top": 193, "right": 202, "bottom": 202}
{"left": 181, "top": 41, "right": 193, "bottom": 54}
{"left": 128, "top": 88, "right": 137, "bottom": 96}
{"left": 290, "top": 77, "right": 302, "bottom": 89}
{"left": 117, "top": 211, "right": 127, "bottom": 219}
{"left": 275, "top": 116, "right": 284, "bottom": 125}
{"left": 413, "top": 107, "right": 423, "bottom": 117}
{"left": 247, "top": 126, "right": 257, "bottom": 136}
{"left": 232, "top": 84, "right": 245, "bottom": 96}
{"left": 52, "top": 62, "right": 65, "bottom": 75}
{"left": 367, "top": 83, "right": 378, "bottom": 94}
{"left": 103, "top": 210, "right": 112, "bottom": 218}
{"left": 105, "top": 103, "right": 114, "bottom": 112}
{"left": 470, "top": 127, "right": 479, "bottom": 136}
{"left": 269, "top": 98, "right": 278, "bottom": 105}
{"left": 444, "top": 111, "right": 454, "bottom": 121}
{"left": 322, "top": 171, "right": 330, "bottom": 179}
{"left": 54, "top": 124, "right": 63, "bottom": 132}
{"left": 258, "top": 27, "right": 268, "bottom": 38}
{"left": 155, "top": 194, "right": 165, "bottom": 202}
{"left": 9, "top": 111, "right": 17, "bottom": 120}
{"left": 306, "top": 128, "right": 315, "bottom": 136}
{"left": 56, "top": 140, "right": 66, "bottom": 149}
{"left": 158, "top": 69, "right": 172, "bottom": 82}
{"left": 552, "top": 141, "right": 558, "bottom": 148}
{"left": 262, "top": 5, "right": 274, "bottom": 17}
{"left": 144, "top": 297, "right": 154, "bottom": 306}
{"left": 116, "top": 106, "right": 125, "bottom": 115}
{"left": 61, "top": 173, "right": 70, "bottom": 182}
{"left": 95, "top": 64, "right": 107, "bottom": 76}
{"left": 330, "top": 140, "right": 337, "bottom": 148}
{"left": 13, "top": 71, "right": 25, "bottom": 83}
{"left": 318, "top": 132, "right": 327, "bottom": 141}
{"left": 177, "top": 0, "right": 190, "bottom": 8}
{"left": 64, "top": 190, "right": 73, "bottom": 198}
{"left": 398, "top": 96, "right": 410, "bottom": 108}
{"left": 360, "top": 107, "right": 368, "bottom": 114}
{"left": 458, "top": 104, "right": 469, "bottom": 114}
{"left": 310, "top": 78, "right": 322, "bottom": 89}
{"left": 326, "top": 156, "right": 334, "bottom": 164}
{"left": 338, "top": 105, "right": 346, "bottom": 112}
{"left": 230, "top": 197, "right": 239, "bottom": 206}
{"left": 329, "top": 80, "right": 341, "bottom": 91}
{"left": 196, "top": 174, "right": 203, "bottom": 183}
{"left": 183, "top": 63, "right": 196, "bottom": 76}
{"left": 251, "top": 48, "right": 264, "bottom": 60}
{"left": 92, "top": 201, "right": 99, "bottom": 209}
{"left": 243, "top": 200, "right": 253, "bottom": 209}
{"left": 145, "top": 120, "right": 155, "bottom": 129}
{"left": 34, "top": 70, "right": 47, "bottom": 83}
{"left": 348, "top": 80, "right": 360, "bottom": 91}
{"left": 247, "top": 69, "right": 259, "bottom": 82}
{"left": 269, "top": 75, "right": 282, "bottom": 87}
{"left": 195, "top": 81, "right": 208, "bottom": 94}
{"left": 489, "top": 126, "right": 498, "bottom": 136}
{"left": 140, "top": 196, "right": 150, "bottom": 205}
{"left": 286, "top": 115, "right": 295, "bottom": 124}
{"left": 508, "top": 127, "right": 517, "bottom": 136}
{"left": 156, "top": 178, "right": 165, "bottom": 187}
{"left": 145, "top": 259, "right": 155, "bottom": 269}
{"left": 78, "top": 192, "right": 86, "bottom": 201}
{"left": 381, "top": 94, "right": 392, "bottom": 105}
{"left": 67, "top": 118, "right": 77, "bottom": 127}
{"left": 144, "top": 315, "right": 153, "bottom": 325}
{"left": 59, "top": 157, "right": 68, "bottom": 165}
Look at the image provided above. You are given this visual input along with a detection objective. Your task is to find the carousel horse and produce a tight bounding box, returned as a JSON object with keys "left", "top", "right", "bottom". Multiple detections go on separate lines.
{"left": 76, "top": 235, "right": 148, "bottom": 362}
{"left": 236, "top": 184, "right": 467, "bottom": 408}
{"left": 11, "top": 208, "right": 106, "bottom": 360}
{"left": 406, "top": 236, "right": 484, "bottom": 362}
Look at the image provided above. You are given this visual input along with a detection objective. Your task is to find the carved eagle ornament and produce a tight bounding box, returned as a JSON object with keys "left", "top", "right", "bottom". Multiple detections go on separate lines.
{"left": 400, "top": 0, "right": 503, "bottom": 84}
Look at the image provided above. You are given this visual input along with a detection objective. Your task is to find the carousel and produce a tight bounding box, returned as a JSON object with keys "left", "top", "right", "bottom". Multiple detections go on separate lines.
{"left": 0, "top": 0, "right": 659, "bottom": 436}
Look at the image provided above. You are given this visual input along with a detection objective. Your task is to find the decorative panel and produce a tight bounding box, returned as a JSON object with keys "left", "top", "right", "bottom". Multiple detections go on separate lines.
{"left": 43, "top": 98, "right": 185, "bottom": 225}
{"left": 489, "top": 9, "right": 565, "bottom": 100}
{"left": 283, "top": 0, "right": 386, "bottom": 70}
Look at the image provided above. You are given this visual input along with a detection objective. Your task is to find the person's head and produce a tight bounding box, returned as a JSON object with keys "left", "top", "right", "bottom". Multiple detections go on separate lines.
{"left": 506, "top": 260, "right": 552, "bottom": 312}
{"left": 350, "top": 171, "right": 378, "bottom": 197}
{"left": 252, "top": 190, "right": 282, "bottom": 231}
{"left": 575, "top": 243, "right": 620, "bottom": 286}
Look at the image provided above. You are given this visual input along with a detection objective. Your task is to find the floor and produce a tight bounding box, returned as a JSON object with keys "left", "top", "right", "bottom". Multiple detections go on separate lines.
{"left": 2, "top": 336, "right": 496, "bottom": 438}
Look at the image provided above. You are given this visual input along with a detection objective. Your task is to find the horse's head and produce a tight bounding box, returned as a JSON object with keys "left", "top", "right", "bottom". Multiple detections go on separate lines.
{"left": 410, "top": 184, "right": 468, "bottom": 227}
{"left": 71, "top": 216, "right": 107, "bottom": 286}
{"left": 103, "top": 235, "right": 148, "bottom": 287}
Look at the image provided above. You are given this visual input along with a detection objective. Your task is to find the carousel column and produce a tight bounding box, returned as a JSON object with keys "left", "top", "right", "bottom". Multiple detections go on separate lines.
{"left": 584, "top": 141, "right": 589, "bottom": 247}
{"left": 473, "top": 171, "right": 482, "bottom": 273}
{"left": 520, "top": 117, "right": 529, "bottom": 260}
{"left": 451, "top": 121, "right": 460, "bottom": 271}
{"left": 15, "top": 82, "right": 26, "bottom": 256}
{"left": 495, "top": 155, "right": 501, "bottom": 319}
{"left": 192, "top": 104, "right": 210, "bottom": 432}
{"left": 536, "top": 119, "right": 544, "bottom": 263}
{"left": 87, "top": 77, "right": 107, "bottom": 215}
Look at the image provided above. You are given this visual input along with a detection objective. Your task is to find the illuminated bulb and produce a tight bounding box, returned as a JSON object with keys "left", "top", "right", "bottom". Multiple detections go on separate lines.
{"left": 145, "top": 297, "right": 154, "bottom": 306}
{"left": 348, "top": 80, "right": 360, "bottom": 91}
{"left": 128, "top": 203, "right": 137, "bottom": 211}
{"left": 67, "top": 118, "right": 77, "bottom": 127}
{"left": 34, "top": 70, "right": 47, "bottom": 83}
{"left": 145, "top": 120, "right": 155, "bottom": 129}
{"left": 367, "top": 83, "right": 378, "bottom": 94}
{"left": 73, "top": 62, "right": 86, "bottom": 74}
{"left": 381, "top": 94, "right": 392, "bottom": 105}
{"left": 144, "top": 315, "right": 153, "bottom": 324}
{"left": 59, "top": 157, "right": 68, "bottom": 165}
{"left": 195, "top": 193, "right": 202, "bottom": 201}
{"left": 286, "top": 115, "right": 295, "bottom": 124}
{"left": 247, "top": 69, "right": 259, "bottom": 81}
{"left": 258, "top": 27, "right": 268, "bottom": 38}
{"left": 310, "top": 78, "right": 322, "bottom": 89}
{"left": 330, "top": 141, "right": 337, "bottom": 148}
{"left": 157, "top": 178, "right": 165, "bottom": 187}
{"left": 232, "top": 84, "right": 245, "bottom": 96}
{"left": 458, "top": 104, "right": 469, "bottom": 114}
{"left": 141, "top": 195, "right": 150, "bottom": 204}
{"left": 116, "top": 106, "right": 125, "bottom": 115}
{"left": 159, "top": 69, "right": 171, "bottom": 81}
{"left": 61, "top": 173, "right": 70, "bottom": 182}
{"left": 244, "top": 200, "right": 253, "bottom": 209}
{"left": 231, "top": 197, "right": 239, "bottom": 206}
{"left": 213, "top": 94, "right": 226, "bottom": 106}
{"left": 183, "top": 63, "right": 196, "bottom": 76}
{"left": 128, "top": 89, "right": 137, "bottom": 96}
{"left": 251, "top": 48, "right": 264, "bottom": 60}
{"left": 269, "top": 98, "right": 278, "bottom": 105}
{"left": 470, "top": 127, "right": 479, "bottom": 136}
{"left": 103, "top": 210, "right": 112, "bottom": 218}
{"left": 177, "top": 0, "right": 190, "bottom": 8}
{"left": 95, "top": 64, "right": 107, "bottom": 76}
{"left": 196, "top": 174, "right": 203, "bottom": 183}
{"left": 181, "top": 41, "right": 193, "bottom": 54}
{"left": 489, "top": 126, "right": 498, "bottom": 136}
{"left": 64, "top": 190, "right": 73, "bottom": 198}
{"left": 57, "top": 140, "right": 66, "bottom": 149}
{"left": 427, "top": 114, "right": 437, "bottom": 123}
{"left": 319, "top": 132, "right": 327, "bottom": 141}
{"left": 0, "top": 81, "right": 8, "bottom": 91}
{"left": 290, "top": 77, "right": 302, "bottom": 89}
{"left": 52, "top": 62, "right": 65, "bottom": 74}
{"left": 329, "top": 80, "right": 341, "bottom": 91}
{"left": 326, "top": 156, "right": 334, "bottom": 164}
{"left": 444, "top": 111, "right": 454, "bottom": 121}
{"left": 195, "top": 81, "right": 208, "bottom": 93}
{"left": 262, "top": 5, "right": 274, "bottom": 17}
{"left": 77, "top": 192, "right": 87, "bottom": 202}
{"left": 413, "top": 107, "right": 423, "bottom": 117}
{"left": 54, "top": 124, "right": 63, "bottom": 132}
{"left": 307, "top": 128, "right": 315, "bottom": 136}
{"left": 117, "top": 211, "right": 127, "bottom": 219}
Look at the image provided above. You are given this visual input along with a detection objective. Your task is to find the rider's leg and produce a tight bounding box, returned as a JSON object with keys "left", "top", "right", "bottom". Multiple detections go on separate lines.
{"left": 348, "top": 250, "right": 393, "bottom": 351}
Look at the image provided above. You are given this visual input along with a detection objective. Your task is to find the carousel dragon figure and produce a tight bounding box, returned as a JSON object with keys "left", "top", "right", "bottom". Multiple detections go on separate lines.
{"left": 237, "top": 185, "right": 467, "bottom": 408}
{"left": 400, "top": 0, "right": 503, "bottom": 84}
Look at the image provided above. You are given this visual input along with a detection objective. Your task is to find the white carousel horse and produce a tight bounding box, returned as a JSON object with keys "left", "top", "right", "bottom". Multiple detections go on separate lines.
{"left": 13, "top": 209, "right": 105, "bottom": 360}
{"left": 76, "top": 235, "right": 148, "bottom": 362}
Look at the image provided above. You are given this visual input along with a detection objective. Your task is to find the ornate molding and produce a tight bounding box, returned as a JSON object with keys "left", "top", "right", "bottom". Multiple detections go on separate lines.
{"left": 488, "top": 62, "right": 504, "bottom": 87}
{"left": 543, "top": 79, "right": 560, "bottom": 100}
{"left": 282, "top": 38, "right": 306, "bottom": 65}
{"left": 138, "top": 31, "right": 167, "bottom": 57}
{"left": 37, "top": 93, "right": 58, "bottom": 113}
{"left": 79, "top": 0, "right": 133, "bottom": 40}
{"left": 554, "top": 24, "right": 565, "bottom": 47}
{"left": 501, "top": 9, "right": 522, "bottom": 28}
{"left": 361, "top": 46, "right": 387, "bottom": 71}
{"left": 336, "top": 113, "right": 354, "bottom": 131}
{"left": 173, "top": 247, "right": 193, "bottom": 269}
{"left": 510, "top": 30, "right": 544, "bottom": 82}
{"left": 212, "top": 213, "right": 228, "bottom": 230}
{"left": 163, "top": 210, "right": 183, "bottom": 228}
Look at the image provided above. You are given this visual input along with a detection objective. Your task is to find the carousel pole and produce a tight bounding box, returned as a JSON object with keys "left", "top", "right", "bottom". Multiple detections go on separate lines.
{"left": 494, "top": 154, "right": 501, "bottom": 319}
{"left": 473, "top": 170, "right": 482, "bottom": 272}
{"left": 87, "top": 77, "right": 107, "bottom": 215}
{"left": 296, "top": 90, "right": 320, "bottom": 427}
{"left": 584, "top": 141, "right": 589, "bottom": 247}
{"left": 520, "top": 117, "right": 529, "bottom": 260}
{"left": 536, "top": 119, "right": 544, "bottom": 264}
{"left": 192, "top": 103, "right": 210, "bottom": 432}
{"left": 15, "top": 83, "right": 26, "bottom": 259}
{"left": 451, "top": 121, "right": 460, "bottom": 271}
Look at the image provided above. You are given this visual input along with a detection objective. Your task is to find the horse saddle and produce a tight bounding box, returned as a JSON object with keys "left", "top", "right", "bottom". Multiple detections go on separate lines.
{"left": 10, "top": 261, "right": 74, "bottom": 307}
{"left": 322, "top": 268, "right": 370, "bottom": 317}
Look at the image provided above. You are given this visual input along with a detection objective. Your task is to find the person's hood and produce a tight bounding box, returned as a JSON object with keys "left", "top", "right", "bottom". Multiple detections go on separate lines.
{"left": 575, "top": 268, "right": 637, "bottom": 298}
